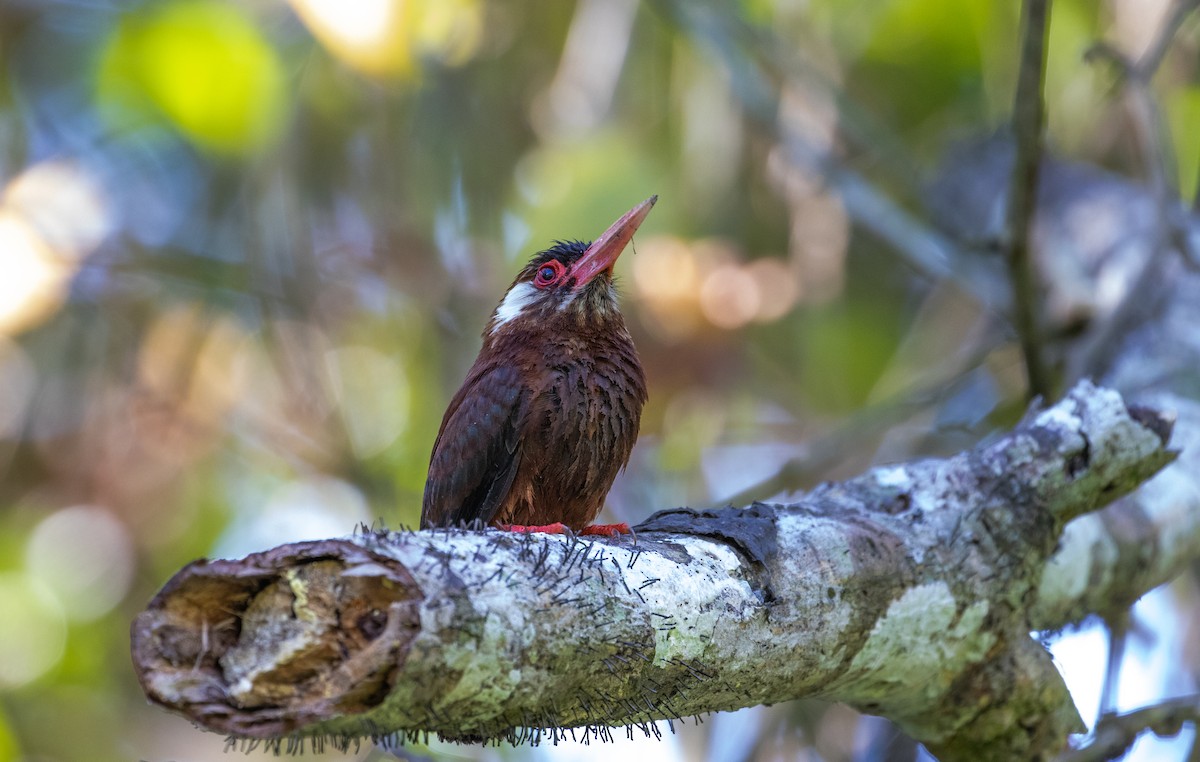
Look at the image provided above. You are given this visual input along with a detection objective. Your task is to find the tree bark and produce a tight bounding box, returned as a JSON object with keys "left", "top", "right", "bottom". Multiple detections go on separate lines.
{"left": 131, "top": 380, "right": 1175, "bottom": 761}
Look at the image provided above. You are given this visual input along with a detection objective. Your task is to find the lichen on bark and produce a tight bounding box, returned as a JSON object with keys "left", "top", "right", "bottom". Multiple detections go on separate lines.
{"left": 131, "top": 381, "right": 1176, "bottom": 760}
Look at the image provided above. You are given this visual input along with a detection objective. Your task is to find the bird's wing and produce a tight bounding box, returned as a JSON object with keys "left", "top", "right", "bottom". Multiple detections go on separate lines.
{"left": 420, "top": 363, "right": 528, "bottom": 528}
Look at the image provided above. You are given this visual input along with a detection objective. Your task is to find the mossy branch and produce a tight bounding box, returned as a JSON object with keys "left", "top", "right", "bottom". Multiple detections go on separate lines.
{"left": 131, "top": 381, "right": 1175, "bottom": 761}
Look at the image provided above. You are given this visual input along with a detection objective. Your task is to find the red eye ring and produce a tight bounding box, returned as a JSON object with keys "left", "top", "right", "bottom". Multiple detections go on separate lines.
{"left": 533, "top": 260, "right": 565, "bottom": 288}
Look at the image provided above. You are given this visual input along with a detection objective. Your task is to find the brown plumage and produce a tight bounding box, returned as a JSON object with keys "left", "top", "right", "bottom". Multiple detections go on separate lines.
{"left": 420, "top": 197, "right": 654, "bottom": 534}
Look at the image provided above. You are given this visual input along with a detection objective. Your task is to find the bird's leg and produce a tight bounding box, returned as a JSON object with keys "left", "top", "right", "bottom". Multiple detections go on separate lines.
{"left": 579, "top": 523, "right": 631, "bottom": 537}
{"left": 496, "top": 522, "right": 568, "bottom": 534}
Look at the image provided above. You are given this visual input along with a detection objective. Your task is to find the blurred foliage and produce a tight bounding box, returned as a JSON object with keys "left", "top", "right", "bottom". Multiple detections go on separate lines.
{"left": 1165, "top": 84, "right": 1200, "bottom": 197}
{"left": 98, "top": 0, "right": 287, "bottom": 154}
{"left": 0, "top": 0, "right": 1196, "bottom": 760}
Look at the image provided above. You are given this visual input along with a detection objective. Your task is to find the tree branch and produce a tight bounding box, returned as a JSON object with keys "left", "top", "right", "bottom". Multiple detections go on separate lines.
{"left": 1072, "top": 1, "right": 1200, "bottom": 379}
{"left": 1057, "top": 695, "right": 1200, "bottom": 762}
{"left": 131, "top": 381, "right": 1174, "bottom": 760}
{"left": 1006, "top": 0, "right": 1054, "bottom": 398}
{"left": 1029, "top": 397, "right": 1197, "bottom": 629}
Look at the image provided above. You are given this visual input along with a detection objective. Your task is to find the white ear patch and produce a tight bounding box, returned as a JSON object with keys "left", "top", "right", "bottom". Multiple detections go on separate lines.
{"left": 491, "top": 282, "right": 538, "bottom": 331}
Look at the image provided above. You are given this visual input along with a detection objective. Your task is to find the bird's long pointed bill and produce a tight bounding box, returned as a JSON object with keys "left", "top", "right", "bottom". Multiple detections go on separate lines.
{"left": 571, "top": 195, "right": 657, "bottom": 289}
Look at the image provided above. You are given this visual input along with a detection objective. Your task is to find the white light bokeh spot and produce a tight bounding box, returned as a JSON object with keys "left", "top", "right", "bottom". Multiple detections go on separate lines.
{"left": 289, "top": 0, "right": 396, "bottom": 48}
{"left": 0, "top": 212, "right": 68, "bottom": 335}
{"left": 326, "top": 344, "right": 410, "bottom": 458}
{"left": 0, "top": 573, "right": 66, "bottom": 688}
{"left": 25, "top": 505, "right": 135, "bottom": 623}
{"left": 217, "top": 476, "right": 374, "bottom": 558}
{"left": 3, "top": 160, "right": 111, "bottom": 260}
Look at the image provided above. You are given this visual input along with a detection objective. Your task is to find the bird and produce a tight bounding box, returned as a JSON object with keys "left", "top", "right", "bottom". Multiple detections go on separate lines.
{"left": 420, "top": 196, "right": 655, "bottom": 536}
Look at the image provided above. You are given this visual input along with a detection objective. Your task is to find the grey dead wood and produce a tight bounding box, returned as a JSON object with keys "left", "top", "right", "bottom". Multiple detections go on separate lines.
{"left": 131, "top": 380, "right": 1177, "bottom": 761}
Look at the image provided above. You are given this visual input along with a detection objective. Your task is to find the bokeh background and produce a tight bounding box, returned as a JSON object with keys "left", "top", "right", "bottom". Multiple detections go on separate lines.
{"left": 0, "top": 0, "right": 1197, "bottom": 760}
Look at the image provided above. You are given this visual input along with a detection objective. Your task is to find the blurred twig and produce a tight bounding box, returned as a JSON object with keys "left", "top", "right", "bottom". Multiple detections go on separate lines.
{"left": 651, "top": 0, "right": 1009, "bottom": 312}
{"left": 729, "top": 13, "right": 925, "bottom": 192}
{"left": 727, "top": 335, "right": 1003, "bottom": 505}
{"left": 1072, "top": 0, "right": 1200, "bottom": 379}
{"left": 1058, "top": 695, "right": 1200, "bottom": 762}
{"left": 1088, "top": 2, "right": 1198, "bottom": 262}
{"left": 1005, "top": 0, "right": 1053, "bottom": 399}
{"left": 1137, "top": 0, "right": 1200, "bottom": 79}
{"left": 1097, "top": 611, "right": 1129, "bottom": 725}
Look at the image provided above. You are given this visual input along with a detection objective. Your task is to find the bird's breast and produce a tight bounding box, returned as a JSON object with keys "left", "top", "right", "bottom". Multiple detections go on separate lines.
{"left": 504, "top": 329, "right": 645, "bottom": 526}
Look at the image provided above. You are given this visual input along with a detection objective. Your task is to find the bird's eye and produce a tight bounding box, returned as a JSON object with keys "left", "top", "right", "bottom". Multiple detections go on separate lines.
{"left": 533, "top": 261, "right": 564, "bottom": 288}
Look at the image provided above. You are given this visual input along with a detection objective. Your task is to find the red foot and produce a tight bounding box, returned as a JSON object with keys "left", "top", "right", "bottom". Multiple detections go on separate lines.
{"left": 494, "top": 522, "right": 631, "bottom": 537}
{"left": 497, "top": 522, "right": 568, "bottom": 534}
{"left": 579, "top": 522, "right": 631, "bottom": 537}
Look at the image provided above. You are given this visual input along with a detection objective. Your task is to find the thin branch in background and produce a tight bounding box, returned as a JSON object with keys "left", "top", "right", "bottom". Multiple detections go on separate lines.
{"left": 1072, "top": 0, "right": 1200, "bottom": 379}
{"left": 651, "top": 0, "right": 1009, "bottom": 312}
{"left": 727, "top": 332, "right": 1005, "bottom": 506}
{"left": 1097, "top": 611, "right": 1129, "bottom": 725}
{"left": 1005, "top": 0, "right": 1053, "bottom": 400}
{"left": 1058, "top": 695, "right": 1200, "bottom": 762}
{"left": 731, "top": 15, "right": 927, "bottom": 195}
{"left": 1086, "top": 0, "right": 1200, "bottom": 265}
{"left": 1139, "top": 0, "right": 1200, "bottom": 79}
{"left": 811, "top": 151, "right": 1010, "bottom": 311}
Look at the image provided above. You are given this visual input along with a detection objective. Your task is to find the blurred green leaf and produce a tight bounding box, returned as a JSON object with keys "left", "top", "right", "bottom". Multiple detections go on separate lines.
{"left": 1166, "top": 84, "right": 1200, "bottom": 201}
{"left": 96, "top": 0, "right": 286, "bottom": 155}
{"left": 851, "top": 0, "right": 988, "bottom": 130}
